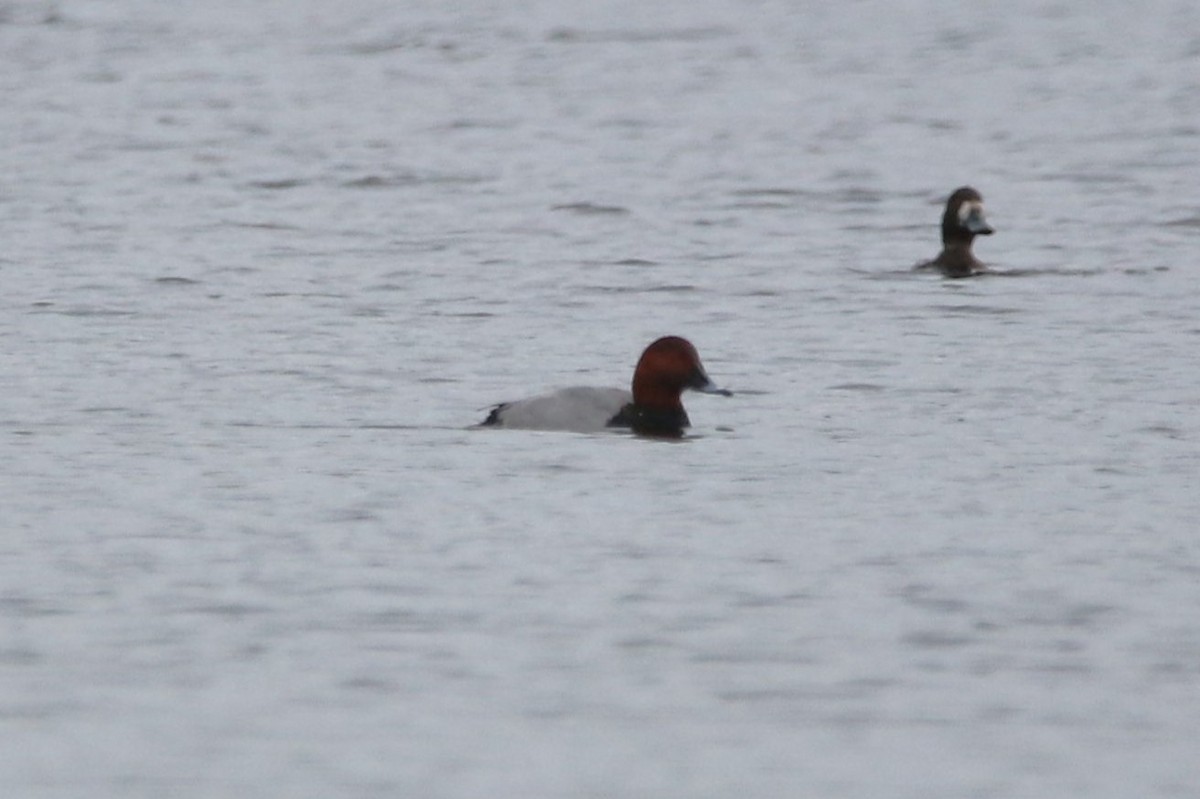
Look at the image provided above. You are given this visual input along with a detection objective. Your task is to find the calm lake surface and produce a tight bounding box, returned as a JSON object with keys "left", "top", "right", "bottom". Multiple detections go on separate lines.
{"left": 3, "top": 1, "right": 1200, "bottom": 796}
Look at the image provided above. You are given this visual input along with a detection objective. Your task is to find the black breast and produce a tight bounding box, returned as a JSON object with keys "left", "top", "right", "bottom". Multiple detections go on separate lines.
{"left": 607, "top": 403, "right": 690, "bottom": 437}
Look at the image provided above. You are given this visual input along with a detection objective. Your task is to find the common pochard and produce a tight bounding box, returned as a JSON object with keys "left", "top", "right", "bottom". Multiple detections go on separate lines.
{"left": 481, "top": 336, "right": 730, "bottom": 437}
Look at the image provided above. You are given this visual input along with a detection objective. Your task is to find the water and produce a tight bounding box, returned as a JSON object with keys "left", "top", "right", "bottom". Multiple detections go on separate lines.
{"left": 3, "top": 1, "right": 1200, "bottom": 796}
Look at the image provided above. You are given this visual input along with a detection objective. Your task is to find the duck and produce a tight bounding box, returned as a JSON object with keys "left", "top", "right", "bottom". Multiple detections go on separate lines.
{"left": 481, "top": 336, "right": 730, "bottom": 437}
{"left": 915, "top": 186, "right": 995, "bottom": 277}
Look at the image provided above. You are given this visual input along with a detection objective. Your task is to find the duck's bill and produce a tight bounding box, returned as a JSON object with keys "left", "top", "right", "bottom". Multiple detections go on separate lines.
{"left": 687, "top": 365, "right": 733, "bottom": 396}
{"left": 693, "top": 378, "right": 733, "bottom": 397}
{"left": 964, "top": 208, "right": 994, "bottom": 235}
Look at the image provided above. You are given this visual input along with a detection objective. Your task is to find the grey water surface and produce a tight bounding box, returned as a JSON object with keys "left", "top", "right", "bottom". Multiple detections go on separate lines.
{"left": 3, "top": 0, "right": 1200, "bottom": 796}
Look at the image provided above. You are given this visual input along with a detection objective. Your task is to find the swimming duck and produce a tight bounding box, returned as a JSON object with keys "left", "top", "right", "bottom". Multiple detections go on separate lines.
{"left": 481, "top": 336, "right": 730, "bottom": 437}
{"left": 916, "top": 186, "right": 994, "bottom": 277}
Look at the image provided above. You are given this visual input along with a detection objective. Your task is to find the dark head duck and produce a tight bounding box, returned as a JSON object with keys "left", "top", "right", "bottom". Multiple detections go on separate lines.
{"left": 917, "top": 186, "right": 994, "bottom": 278}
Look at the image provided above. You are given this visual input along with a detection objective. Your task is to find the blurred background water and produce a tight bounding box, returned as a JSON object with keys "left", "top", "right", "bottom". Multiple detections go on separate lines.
{"left": 2, "top": 1, "right": 1200, "bottom": 796}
